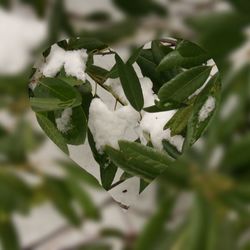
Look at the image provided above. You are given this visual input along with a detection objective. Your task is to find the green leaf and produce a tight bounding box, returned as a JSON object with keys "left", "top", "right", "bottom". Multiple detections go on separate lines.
{"left": 181, "top": 194, "right": 218, "bottom": 250}
{"left": 136, "top": 51, "right": 163, "bottom": 92}
{"left": 105, "top": 141, "right": 172, "bottom": 182}
{"left": 157, "top": 40, "right": 209, "bottom": 71}
{"left": 58, "top": 160, "right": 100, "bottom": 188}
{"left": 45, "top": 177, "right": 80, "bottom": 227}
{"left": 106, "top": 46, "right": 143, "bottom": 79}
{"left": 88, "top": 130, "right": 117, "bottom": 190}
{"left": 56, "top": 106, "right": 87, "bottom": 145}
{"left": 184, "top": 74, "right": 220, "bottom": 148}
{"left": 67, "top": 37, "right": 108, "bottom": 52}
{"left": 162, "top": 139, "right": 182, "bottom": 159}
{"left": 36, "top": 113, "right": 69, "bottom": 154}
{"left": 158, "top": 66, "right": 212, "bottom": 104}
{"left": 151, "top": 40, "right": 172, "bottom": 64}
{"left": 31, "top": 77, "right": 82, "bottom": 112}
{"left": 164, "top": 104, "right": 194, "bottom": 136}
{"left": 0, "top": 172, "right": 32, "bottom": 213}
{"left": 221, "top": 133, "right": 250, "bottom": 175}
{"left": 66, "top": 178, "right": 100, "bottom": 220}
{"left": 115, "top": 54, "right": 144, "bottom": 111}
{"left": 0, "top": 219, "right": 20, "bottom": 250}
{"left": 86, "top": 64, "right": 109, "bottom": 84}
{"left": 139, "top": 179, "right": 149, "bottom": 194}
{"left": 133, "top": 197, "right": 174, "bottom": 250}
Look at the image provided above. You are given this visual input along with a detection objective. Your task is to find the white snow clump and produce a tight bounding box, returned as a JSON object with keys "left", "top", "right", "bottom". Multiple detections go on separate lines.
{"left": 56, "top": 108, "right": 73, "bottom": 133}
{"left": 198, "top": 96, "right": 216, "bottom": 122}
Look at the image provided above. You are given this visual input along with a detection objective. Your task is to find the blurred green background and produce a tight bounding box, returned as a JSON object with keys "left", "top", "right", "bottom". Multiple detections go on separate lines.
{"left": 0, "top": 0, "right": 250, "bottom": 249}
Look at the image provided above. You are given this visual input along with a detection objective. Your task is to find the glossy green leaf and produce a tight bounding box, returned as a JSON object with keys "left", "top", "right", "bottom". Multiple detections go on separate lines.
{"left": 31, "top": 77, "right": 82, "bottom": 112}
{"left": 158, "top": 66, "right": 212, "bottom": 104}
{"left": 105, "top": 141, "right": 172, "bottom": 182}
{"left": 88, "top": 130, "right": 117, "bottom": 190}
{"left": 56, "top": 106, "right": 87, "bottom": 145}
{"left": 162, "top": 139, "right": 182, "bottom": 159}
{"left": 115, "top": 54, "right": 144, "bottom": 111}
{"left": 164, "top": 104, "right": 194, "bottom": 136}
{"left": 157, "top": 40, "right": 209, "bottom": 71}
{"left": 36, "top": 113, "right": 69, "bottom": 154}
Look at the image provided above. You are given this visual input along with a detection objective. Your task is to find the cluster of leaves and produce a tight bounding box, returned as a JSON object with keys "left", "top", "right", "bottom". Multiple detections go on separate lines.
{"left": 2, "top": 0, "right": 250, "bottom": 249}
{"left": 0, "top": 119, "right": 103, "bottom": 249}
{"left": 131, "top": 66, "right": 250, "bottom": 250}
{"left": 29, "top": 37, "right": 219, "bottom": 194}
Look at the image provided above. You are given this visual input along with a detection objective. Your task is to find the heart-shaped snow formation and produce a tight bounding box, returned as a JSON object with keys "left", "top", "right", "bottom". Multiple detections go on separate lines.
{"left": 28, "top": 37, "right": 220, "bottom": 207}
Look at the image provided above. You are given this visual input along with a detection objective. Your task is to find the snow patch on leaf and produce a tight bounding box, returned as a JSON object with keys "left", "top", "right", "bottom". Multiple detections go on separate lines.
{"left": 56, "top": 108, "right": 73, "bottom": 133}
{"left": 198, "top": 96, "right": 216, "bottom": 122}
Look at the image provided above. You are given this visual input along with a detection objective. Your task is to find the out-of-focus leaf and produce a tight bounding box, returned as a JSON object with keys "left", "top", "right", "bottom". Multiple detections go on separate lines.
{"left": 20, "top": 0, "right": 47, "bottom": 18}
{"left": 67, "top": 37, "right": 108, "bottom": 52}
{"left": 179, "top": 194, "right": 218, "bottom": 250}
{"left": 58, "top": 160, "right": 100, "bottom": 188}
{"left": 85, "top": 11, "right": 111, "bottom": 23}
{"left": 221, "top": 133, "right": 250, "bottom": 175}
{"left": 158, "top": 66, "right": 212, "bottom": 104}
{"left": 158, "top": 40, "right": 210, "bottom": 70}
{"left": 55, "top": 106, "right": 87, "bottom": 145}
{"left": 36, "top": 113, "right": 69, "bottom": 154}
{"left": 158, "top": 157, "right": 190, "bottom": 188}
{"left": 133, "top": 197, "right": 174, "bottom": 250}
{"left": 48, "top": 0, "right": 74, "bottom": 44}
{"left": 227, "top": 0, "right": 250, "bottom": 14}
{"left": 78, "top": 243, "right": 112, "bottom": 250}
{"left": 0, "top": 171, "right": 32, "bottom": 214}
{"left": 113, "top": 0, "right": 167, "bottom": 17}
{"left": 188, "top": 12, "right": 248, "bottom": 71}
{"left": 105, "top": 141, "right": 172, "bottom": 182}
{"left": 45, "top": 177, "right": 80, "bottom": 227}
{"left": 88, "top": 130, "right": 117, "bottom": 190}
{"left": 80, "top": 19, "right": 137, "bottom": 44}
{"left": 0, "top": 219, "right": 20, "bottom": 250}
{"left": 115, "top": 54, "right": 144, "bottom": 111}
{"left": 66, "top": 177, "right": 100, "bottom": 220}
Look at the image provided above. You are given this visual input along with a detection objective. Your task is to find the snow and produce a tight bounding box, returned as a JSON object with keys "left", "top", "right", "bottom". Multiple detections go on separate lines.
{"left": 139, "top": 111, "right": 184, "bottom": 152}
{"left": 88, "top": 98, "right": 140, "bottom": 152}
{"left": 198, "top": 96, "right": 216, "bottom": 122}
{"left": 55, "top": 108, "right": 73, "bottom": 133}
{"left": 42, "top": 44, "right": 88, "bottom": 82}
{"left": 0, "top": 8, "right": 47, "bottom": 74}
{"left": 104, "top": 76, "right": 156, "bottom": 107}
